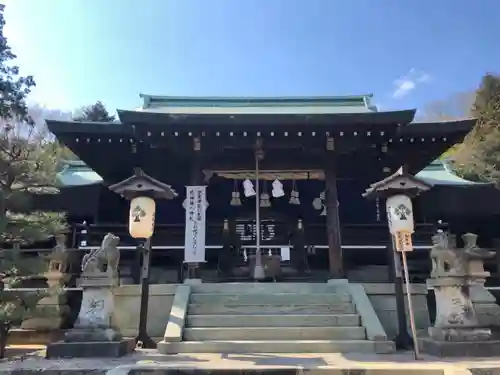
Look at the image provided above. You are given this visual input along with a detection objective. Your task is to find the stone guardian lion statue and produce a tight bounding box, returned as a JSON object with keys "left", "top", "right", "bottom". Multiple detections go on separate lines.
{"left": 81, "top": 233, "right": 120, "bottom": 280}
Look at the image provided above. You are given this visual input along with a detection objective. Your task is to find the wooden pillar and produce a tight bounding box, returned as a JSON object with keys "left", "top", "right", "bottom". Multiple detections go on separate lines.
{"left": 325, "top": 137, "right": 344, "bottom": 279}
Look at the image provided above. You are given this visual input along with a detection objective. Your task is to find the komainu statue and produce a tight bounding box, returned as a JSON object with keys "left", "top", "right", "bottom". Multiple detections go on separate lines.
{"left": 430, "top": 231, "right": 465, "bottom": 277}
{"left": 81, "top": 233, "right": 120, "bottom": 280}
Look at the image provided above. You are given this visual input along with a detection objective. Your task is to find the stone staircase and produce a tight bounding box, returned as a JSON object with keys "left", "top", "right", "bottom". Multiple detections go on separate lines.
{"left": 158, "top": 283, "right": 395, "bottom": 354}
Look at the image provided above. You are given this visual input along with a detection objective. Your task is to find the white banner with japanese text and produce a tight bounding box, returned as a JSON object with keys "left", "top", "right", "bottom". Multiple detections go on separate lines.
{"left": 184, "top": 186, "right": 207, "bottom": 263}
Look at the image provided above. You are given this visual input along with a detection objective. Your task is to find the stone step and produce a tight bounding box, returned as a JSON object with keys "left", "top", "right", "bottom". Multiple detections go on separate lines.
{"left": 190, "top": 283, "right": 342, "bottom": 294}
{"left": 186, "top": 314, "right": 360, "bottom": 327}
{"left": 188, "top": 303, "right": 355, "bottom": 315}
{"left": 189, "top": 293, "right": 351, "bottom": 305}
{"left": 158, "top": 339, "right": 395, "bottom": 354}
{"left": 183, "top": 326, "right": 366, "bottom": 341}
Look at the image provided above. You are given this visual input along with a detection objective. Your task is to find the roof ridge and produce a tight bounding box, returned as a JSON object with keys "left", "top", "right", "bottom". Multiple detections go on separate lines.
{"left": 139, "top": 94, "right": 374, "bottom": 101}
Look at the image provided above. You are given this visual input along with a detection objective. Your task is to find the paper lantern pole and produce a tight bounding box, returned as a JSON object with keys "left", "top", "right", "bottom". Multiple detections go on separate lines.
{"left": 109, "top": 168, "right": 177, "bottom": 349}
{"left": 363, "top": 168, "right": 432, "bottom": 357}
{"left": 386, "top": 194, "right": 420, "bottom": 359}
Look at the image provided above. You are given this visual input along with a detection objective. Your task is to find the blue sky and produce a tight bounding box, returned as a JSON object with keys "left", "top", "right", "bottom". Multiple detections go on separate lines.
{"left": 4, "top": 0, "right": 499, "bottom": 114}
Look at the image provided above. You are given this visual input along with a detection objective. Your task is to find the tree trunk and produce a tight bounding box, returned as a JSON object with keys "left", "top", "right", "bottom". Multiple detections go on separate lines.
{"left": 0, "top": 189, "right": 7, "bottom": 236}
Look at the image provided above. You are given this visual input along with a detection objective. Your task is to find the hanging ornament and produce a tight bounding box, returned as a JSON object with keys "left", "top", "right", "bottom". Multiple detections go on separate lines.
{"left": 289, "top": 180, "right": 300, "bottom": 205}
{"left": 230, "top": 180, "right": 242, "bottom": 206}
{"left": 271, "top": 178, "right": 285, "bottom": 198}
{"left": 312, "top": 191, "right": 338, "bottom": 216}
{"left": 312, "top": 191, "right": 325, "bottom": 216}
{"left": 260, "top": 182, "right": 271, "bottom": 208}
{"left": 243, "top": 179, "right": 256, "bottom": 197}
{"left": 312, "top": 197, "right": 323, "bottom": 211}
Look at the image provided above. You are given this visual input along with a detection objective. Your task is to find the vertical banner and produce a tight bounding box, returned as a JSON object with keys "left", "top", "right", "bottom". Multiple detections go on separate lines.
{"left": 184, "top": 186, "right": 207, "bottom": 263}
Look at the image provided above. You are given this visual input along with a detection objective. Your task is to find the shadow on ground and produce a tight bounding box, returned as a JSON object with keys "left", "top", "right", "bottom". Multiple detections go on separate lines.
{"left": 221, "top": 353, "right": 328, "bottom": 367}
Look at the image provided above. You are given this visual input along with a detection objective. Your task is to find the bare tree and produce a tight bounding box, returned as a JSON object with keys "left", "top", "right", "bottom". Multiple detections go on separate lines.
{"left": 419, "top": 91, "right": 475, "bottom": 121}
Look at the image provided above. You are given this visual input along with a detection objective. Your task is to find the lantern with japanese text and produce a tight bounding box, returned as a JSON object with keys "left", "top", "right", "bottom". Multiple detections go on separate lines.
{"left": 129, "top": 196, "right": 156, "bottom": 239}
{"left": 109, "top": 168, "right": 177, "bottom": 240}
{"left": 386, "top": 194, "right": 414, "bottom": 252}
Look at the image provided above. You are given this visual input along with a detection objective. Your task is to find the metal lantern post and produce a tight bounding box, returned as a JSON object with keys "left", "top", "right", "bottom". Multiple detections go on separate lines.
{"left": 253, "top": 145, "right": 266, "bottom": 280}
{"left": 363, "top": 169, "right": 432, "bottom": 356}
{"left": 109, "top": 168, "right": 177, "bottom": 349}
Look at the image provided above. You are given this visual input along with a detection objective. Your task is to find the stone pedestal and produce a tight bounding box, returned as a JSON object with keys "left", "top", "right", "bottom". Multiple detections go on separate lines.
{"left": 419, "top": 232, "right": 500, "bottom": 357}
{"left": 46, "top": 273, "right": 134, "bottom": 358}
{"left": 427, "top": 278, "right": 492, "bottom": 342}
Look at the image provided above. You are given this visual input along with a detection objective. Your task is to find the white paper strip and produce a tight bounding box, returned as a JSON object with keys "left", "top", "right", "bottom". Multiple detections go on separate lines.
{"left": 184, "top": 186, "right": 207, "bottom": 263}
{"left": 280, "top": 247, "right": 291, "bottom": 261}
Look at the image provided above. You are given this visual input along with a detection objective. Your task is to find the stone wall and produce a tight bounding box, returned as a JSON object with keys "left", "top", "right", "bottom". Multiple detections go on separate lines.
{"left": 361, "top": 283, "right": 430, "bottom": 340}
{"left": 112, "top": 284, "right": 177, "bottom": 338}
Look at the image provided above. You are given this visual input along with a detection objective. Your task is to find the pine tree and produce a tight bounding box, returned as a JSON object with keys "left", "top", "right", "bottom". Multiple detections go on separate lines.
{"left": 0, "top": 4, "right": 66, "bottom": 356}
{"left": 73, "top": 101, "right": 116, "bottom": 122}
{"left": 453, "top": 74, "right": 500, "bottom": 182}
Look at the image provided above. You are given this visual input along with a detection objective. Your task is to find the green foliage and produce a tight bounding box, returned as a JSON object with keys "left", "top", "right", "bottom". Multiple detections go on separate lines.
{"left": 0, "top": 5, "right": 34, "bottom": 126}
{"left": 0, "top": 121, "right": 68, "bottom": 244}
{"left": 56, "top": 144, "right": 79, "bottom": 161}
{"left": 453, "top": 74, "right": 500, "bottom": 183}
{"left": 0, "top": 3, "right": 66, "bottom": 334}
{"left": 73, "top": 101, "right": 116, "bottom": 122}
{"left": 0, "top": 248, "right": 51, "bottom": 325}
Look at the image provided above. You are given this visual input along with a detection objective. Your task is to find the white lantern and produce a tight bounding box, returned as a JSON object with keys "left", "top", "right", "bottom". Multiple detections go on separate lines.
{"left": 386, "top": 194, "right": 414, "bottom": 234}
{"left": 129, "top": 196, "right": 156, "bottom": 239}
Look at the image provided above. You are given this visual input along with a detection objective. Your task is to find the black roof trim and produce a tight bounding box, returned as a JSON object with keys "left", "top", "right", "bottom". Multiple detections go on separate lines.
{"left": 399, "top": 118, "right": 476, "bottom": 136}
{"left": 46, "top": 120, "right": 134, "bottom": 135}
{"left": 116, "top": 109, "right": 417, "bottom": 127}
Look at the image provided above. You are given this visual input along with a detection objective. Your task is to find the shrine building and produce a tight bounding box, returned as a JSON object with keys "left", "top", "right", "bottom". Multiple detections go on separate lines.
{"left": 39, "top": 94, "right": 500, "bottom": 354}
{"left": 45, "top": 94, "right": 491, "bottom": 283}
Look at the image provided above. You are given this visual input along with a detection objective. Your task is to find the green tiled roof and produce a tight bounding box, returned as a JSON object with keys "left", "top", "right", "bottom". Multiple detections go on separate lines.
{"left": 57, "top": 160, "right": 103, "bottom": 187}
{"left": 57, "top": 160, "right": 477, "bottom": 187}
{"left": 139, "top": 94, "right": 379, "bottom": 114}
{"left": 415, "top": 160, "right": 480, "bottom": 186}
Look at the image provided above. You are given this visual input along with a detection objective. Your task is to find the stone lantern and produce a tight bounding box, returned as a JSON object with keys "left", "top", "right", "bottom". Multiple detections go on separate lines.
{"left": 22, "top": 234, "right": 71, "bottom": 331}
{"left": 420, "top": 230, "right": 500, "bottom": 357}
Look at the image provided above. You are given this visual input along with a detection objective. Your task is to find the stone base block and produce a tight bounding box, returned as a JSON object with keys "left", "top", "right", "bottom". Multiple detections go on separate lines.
{"left": 64, "top": 327, "right": 122, "bottom": 342}
{"left": 428, "top": 326, "right": 491, "bottom": 341}
{"left": 46, "top": 338, "right": 135, "bottom": 358}
{"left": 419, "top": 337, "right": 500, "bottom": 357}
